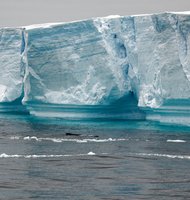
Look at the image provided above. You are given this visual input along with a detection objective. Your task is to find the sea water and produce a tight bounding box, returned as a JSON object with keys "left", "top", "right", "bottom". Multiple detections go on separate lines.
{"left": 0, "top": 114, "right": 190, "bottom": 199}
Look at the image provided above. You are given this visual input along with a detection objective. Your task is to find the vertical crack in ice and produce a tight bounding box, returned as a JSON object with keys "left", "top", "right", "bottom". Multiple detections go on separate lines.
{"left": 22, "top": 31, "right": 31, "bottom": 103}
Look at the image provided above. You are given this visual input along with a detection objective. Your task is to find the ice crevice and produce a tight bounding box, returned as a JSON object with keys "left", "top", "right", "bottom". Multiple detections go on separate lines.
{"left": 0, "top": 12, "right": 189, "bottom": 126}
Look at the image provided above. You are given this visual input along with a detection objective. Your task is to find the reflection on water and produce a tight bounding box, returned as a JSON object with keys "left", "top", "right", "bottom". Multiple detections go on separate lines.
{"left": 0, "top": 115, "right": 190, "bottom": 199}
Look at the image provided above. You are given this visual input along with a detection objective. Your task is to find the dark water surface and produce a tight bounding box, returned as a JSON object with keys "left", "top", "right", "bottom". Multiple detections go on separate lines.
{"left": 0, "top": 115, "right": 190, "bottom": 199}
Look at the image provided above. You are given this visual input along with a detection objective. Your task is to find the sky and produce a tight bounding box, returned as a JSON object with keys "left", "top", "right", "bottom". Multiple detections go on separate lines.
{"left": 1, "top": 0, "right": 190, "bottom": 27}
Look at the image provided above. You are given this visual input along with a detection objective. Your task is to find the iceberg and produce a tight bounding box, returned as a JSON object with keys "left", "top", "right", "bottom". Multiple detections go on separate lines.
{"left": 0, "top": 12, "right": 190, "bottom": 125}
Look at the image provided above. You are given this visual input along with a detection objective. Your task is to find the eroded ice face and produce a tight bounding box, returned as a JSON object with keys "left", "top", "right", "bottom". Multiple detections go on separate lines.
{"left": 23, "top": 17, "right": 132, "bottom": 106}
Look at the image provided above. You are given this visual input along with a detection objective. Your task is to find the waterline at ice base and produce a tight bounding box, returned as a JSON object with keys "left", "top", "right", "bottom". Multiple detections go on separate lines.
{"left": 0, "top": 12, "right": 190, "bottom": 127}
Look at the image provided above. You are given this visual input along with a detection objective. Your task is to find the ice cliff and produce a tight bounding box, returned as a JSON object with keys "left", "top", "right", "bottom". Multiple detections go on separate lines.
{"left": 0, "top": 12, "right": 190, "bottom": 125}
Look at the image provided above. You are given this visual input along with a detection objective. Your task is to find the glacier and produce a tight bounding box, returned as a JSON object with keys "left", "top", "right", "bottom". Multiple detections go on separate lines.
{"left": 0, "top": 12, "right": 190, "bottom": 126}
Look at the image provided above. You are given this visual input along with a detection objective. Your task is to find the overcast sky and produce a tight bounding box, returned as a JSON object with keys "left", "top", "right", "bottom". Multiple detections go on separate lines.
{"left": 1, "top": 0, "right": 190, "bottom": 27}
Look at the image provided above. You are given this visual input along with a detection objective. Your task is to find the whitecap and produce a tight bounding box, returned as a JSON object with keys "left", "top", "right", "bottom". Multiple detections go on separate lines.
{"left": 87, "top": 151, "right": 96, "bottom": 155}
{"left": 10, "top": 136, "right": 128, "bottom": 143}
{"left": 24, "top": 136, "right": 40, "bottom": 141}
{"left": 134, "top": 153, "right": 190, "bottom": 160}
{"left": 167, "top": 139, "right": 186, "bottom": 143}
{"left": 0, "top": 152, "right": 103, "bottom": 159}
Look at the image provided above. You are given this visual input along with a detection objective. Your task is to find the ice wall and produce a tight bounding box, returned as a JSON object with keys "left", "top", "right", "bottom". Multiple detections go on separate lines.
{"left": 131, "top": 13, "right": 190, "bottom": 125}
{"left": 23, "top": 18, "right": 131, "bottom": 106}
{"left": 131, "top": 13, "right": 190, "bottom": 108}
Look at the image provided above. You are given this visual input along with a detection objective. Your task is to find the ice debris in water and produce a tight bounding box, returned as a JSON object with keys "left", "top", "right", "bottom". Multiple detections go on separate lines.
{"left": 0, "top": 12, "right": 190, "bottom": 126}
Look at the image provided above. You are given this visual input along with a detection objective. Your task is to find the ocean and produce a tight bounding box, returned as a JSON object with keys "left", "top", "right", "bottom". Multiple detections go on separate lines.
{"left": 0, "top": 114, "right": 190, "bottom": 199}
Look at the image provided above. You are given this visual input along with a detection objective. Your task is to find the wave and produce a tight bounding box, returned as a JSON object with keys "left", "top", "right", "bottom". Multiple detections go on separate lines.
{"left": 10, "top": 136, "right": 128, "bottom": 143}
{"left": 134, "top": 153, "right": 190, "bottom": 160}
{"left": 166, "top": 139, "right": 186, "bottom": 143}
{"left": 1, "top": 151, "right": 190, "bottom": 160}
{"left": 0, "top": 151, "right": 105, "bottom": 158}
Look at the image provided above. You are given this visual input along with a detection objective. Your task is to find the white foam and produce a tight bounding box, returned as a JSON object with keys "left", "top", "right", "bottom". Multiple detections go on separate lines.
{"left": 24, "top": 136, "right": 38, "bottom": 141}
{"left": 87, "top": 152, "right": 96, "bottom": 155}
{"left": 134, "top": 153, "right": 190, "bottom": 160}
{"left": 0, "top": 152, "right": 102, "bottom": 159}
{"left": 167, "top": 139, "right": 186, "bottom": 143}
{"left": 11, "top": 136, "right": 128, "bottom": 143}
{"left": 10, "top": 136, "right": 20, "bottom": 140}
